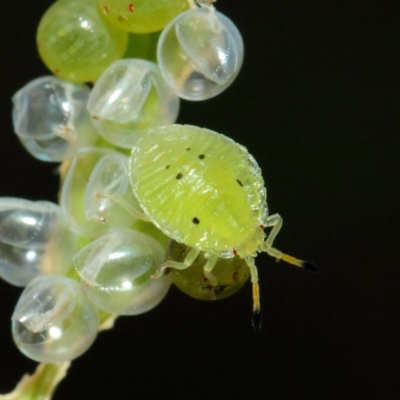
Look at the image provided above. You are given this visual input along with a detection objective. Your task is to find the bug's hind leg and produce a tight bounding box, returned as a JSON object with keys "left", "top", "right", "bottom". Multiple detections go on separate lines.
{"left": 153, "top": 247, "right": 201, "bottom": 279}
{"left": 262, "top": 214, "right": 317, "bottom": 272}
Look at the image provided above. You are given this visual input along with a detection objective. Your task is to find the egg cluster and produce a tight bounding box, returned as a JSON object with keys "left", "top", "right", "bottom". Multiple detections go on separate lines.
{"left": 3, "top": 0, "right": 249, "bottom": 366}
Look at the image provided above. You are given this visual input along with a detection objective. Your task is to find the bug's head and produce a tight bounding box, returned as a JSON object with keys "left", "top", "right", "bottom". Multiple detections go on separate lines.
{"left": 234, "top": 224, "right": 266, "bottom": 259}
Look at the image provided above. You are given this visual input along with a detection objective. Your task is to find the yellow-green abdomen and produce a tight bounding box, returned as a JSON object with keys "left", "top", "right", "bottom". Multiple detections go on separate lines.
{"left": 130, "top": 125, "right": 266, "bottom": 257}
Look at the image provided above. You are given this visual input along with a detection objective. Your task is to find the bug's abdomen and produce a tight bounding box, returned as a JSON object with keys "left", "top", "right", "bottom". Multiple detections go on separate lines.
{"left": 130, "top": 125, "right": 266, "bottom": 255}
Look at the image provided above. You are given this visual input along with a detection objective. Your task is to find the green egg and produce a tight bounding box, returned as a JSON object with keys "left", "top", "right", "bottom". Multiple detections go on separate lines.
{"left": 97, "top": 0, "right": 188, "bottom": 33}
{"left": 37, "top": 0, "right": 128, "bottom": 83}
{"left": 167, "top": 240, "right": 250, "bottom": 301}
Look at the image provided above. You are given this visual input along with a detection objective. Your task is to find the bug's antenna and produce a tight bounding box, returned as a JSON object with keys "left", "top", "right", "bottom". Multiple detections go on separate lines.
{"left": 245, "top": 257, "right": 262, "bottom": 331}
{"left": 268, "top": 250, "right": 318, "bottom": 273}
{"left": 252, "top": 309, "right": 262, "bottom": 331}
{"left": 262, "top": 214, "right": 318, "bottom": 273}
{"left": 301, "top": 260, "right": 319, "bottom": 272}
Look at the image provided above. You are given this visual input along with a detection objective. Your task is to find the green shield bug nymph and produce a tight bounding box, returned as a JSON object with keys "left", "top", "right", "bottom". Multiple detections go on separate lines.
{"left": 129, "top": 124, "right": 316, "bottom": 330}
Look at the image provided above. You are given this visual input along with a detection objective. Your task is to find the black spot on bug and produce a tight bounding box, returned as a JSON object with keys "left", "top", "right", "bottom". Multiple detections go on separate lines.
{"left": 198, "top": 154, "right": 205, "bottom": 159}
{"left": 165, "top": 165, "right": 170, "bottom": 169}
{"left": 192, "top": 217, "right": 200, "bottom": 224}
{"left": 236, "top": 179, "right": 243, "bottom": 187}
{"left": 176, "top": 173, "right": 183, "bottom": 180}
{"left": 186, "top": 147, "right": 191, "bottom": 151}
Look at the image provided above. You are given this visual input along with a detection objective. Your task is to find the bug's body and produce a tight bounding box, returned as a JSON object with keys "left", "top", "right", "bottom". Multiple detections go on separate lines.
{"left": 130, "top": 125, "right": 267, "bottom": 260}
{"left": 129, "top": 124, "right": 315, "bottom": 329}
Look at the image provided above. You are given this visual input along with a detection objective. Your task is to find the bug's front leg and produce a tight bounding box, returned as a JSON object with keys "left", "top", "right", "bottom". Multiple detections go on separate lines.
{"left": 262, "top": 213, "right": 283, "bottom": 258}
{"left": 202, "top": 253, "right": 219, "bottom": 287}
{"left": 152, "top": 247, "right": 201, "bottom": 279}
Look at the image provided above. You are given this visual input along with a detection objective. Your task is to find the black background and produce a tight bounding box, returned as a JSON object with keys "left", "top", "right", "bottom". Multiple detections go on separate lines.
{"left": 0, "top": 1, "right": 399, "bottom": 399}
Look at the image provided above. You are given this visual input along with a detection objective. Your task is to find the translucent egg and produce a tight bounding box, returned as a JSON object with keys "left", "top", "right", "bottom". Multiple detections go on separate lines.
{"left": 60, "top": 148, "right": 139, "bottom": 238}
{"left": 12, "top": 76, "right": 98, "bottom": 162}
{"left": 84, "top": 152, "right": 142, "bottom": 222}
{"left": 0, "top": 198, "right": 78, "bottom": 287}
{"left": 157, "top": 8, "right": 244, "bottom": 100}
{"left": 195, "top": 0, "right": 216, "bottom": 7}
{"left": 12, "top": 275, "right": 99, "bottom": 363}
{"left": 74, "top": 228, "right": 170, "bottom": 315}
{"left": 37, "top": 0, "right": 128, "bottom": 83}
{"left": 87, "top": 59, "right": 179, "bottom": 148}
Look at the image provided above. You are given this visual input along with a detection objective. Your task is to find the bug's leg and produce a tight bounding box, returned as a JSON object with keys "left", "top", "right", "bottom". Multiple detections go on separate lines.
{"left": 262, "top": 214, "right": 317, "bottom": 272}
{"left": 245, "top": 257, "right": 262, "bottom": 331}
{"left": 96, "top": 193, "right": 150, "bottom": 221}
{"left": 202, "top": 253, "right": 219, "bottom": 287}
{"left": 152, "top": 247, "right": 201, "bottom": 279}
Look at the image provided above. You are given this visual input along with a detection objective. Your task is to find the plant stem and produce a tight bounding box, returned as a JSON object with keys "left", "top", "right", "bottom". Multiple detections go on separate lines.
{"left": 0, "top": 362, "right": 70, "bottom": 400}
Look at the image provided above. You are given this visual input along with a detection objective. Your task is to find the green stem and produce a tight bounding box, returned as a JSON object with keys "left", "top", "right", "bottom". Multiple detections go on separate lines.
{"left": 0, "top": 362, "right": 70, "bottom": 400}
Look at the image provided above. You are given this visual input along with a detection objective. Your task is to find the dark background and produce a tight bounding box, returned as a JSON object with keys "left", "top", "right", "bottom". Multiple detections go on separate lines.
{"left": 0, "top": 1, "right": 399, "bottom": 399}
